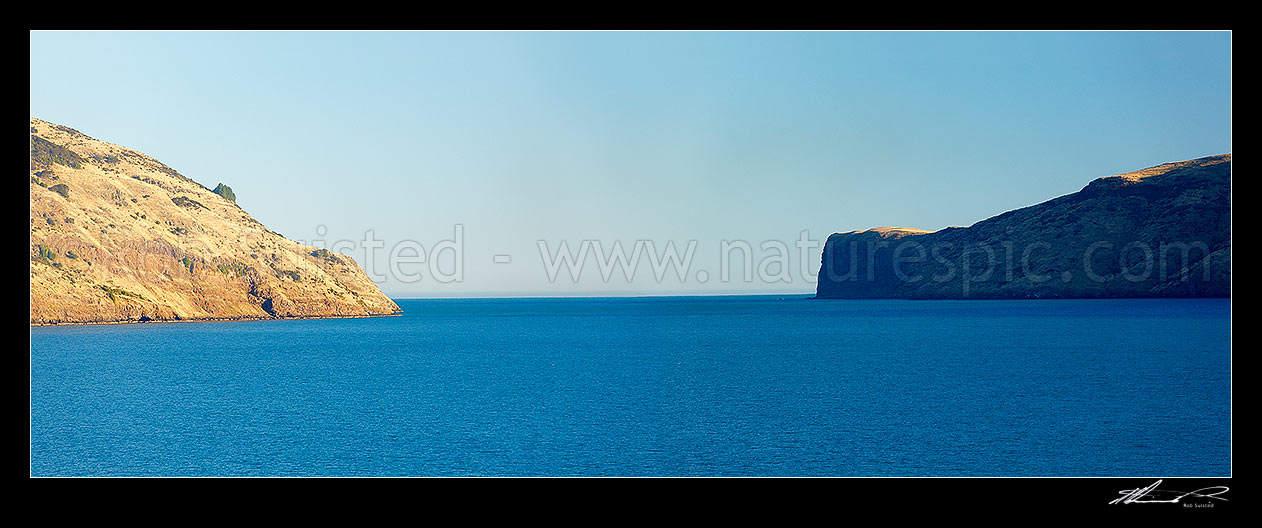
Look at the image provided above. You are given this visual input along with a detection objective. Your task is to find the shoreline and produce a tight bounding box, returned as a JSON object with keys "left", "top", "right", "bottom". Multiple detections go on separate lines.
{"left": 32, "top": 295, "right": 1233, "bottom": 327}
{"left": 811, "top": 294, "right": 1232, "bottom": 301}
{"left": 30, "top": 311, "right": 403, "bottom": 328}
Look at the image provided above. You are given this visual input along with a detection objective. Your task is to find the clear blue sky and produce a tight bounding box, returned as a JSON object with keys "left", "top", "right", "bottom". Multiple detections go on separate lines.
{"left": 30, "top": 31, "right": 1231, "bottom": 297}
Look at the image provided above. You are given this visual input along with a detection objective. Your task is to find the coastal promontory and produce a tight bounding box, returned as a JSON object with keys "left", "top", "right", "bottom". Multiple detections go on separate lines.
{"left": 30, "top": 117, "right": 400, "bottom": 325}
{"left": 816, "top": 155, "right": 1231, "bottom": 299}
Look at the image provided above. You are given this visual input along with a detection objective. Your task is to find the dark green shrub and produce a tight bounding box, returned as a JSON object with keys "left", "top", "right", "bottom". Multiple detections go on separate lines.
{"left": 33, "top": 244, "right": 60, "bottom": 268}
{"left": 37, "top": 245, "right": 56, "bottom": 261}
{"left": 171, "top": 196, "right": 206, "bottom": 210}
{"left": 30, "top": 137, "right": 84, "bottom": 169}
{"left": 310, "top": 248, "right": 346, "bottom": 265}
{"left": 212, "top": 183, "right": 236, "bottom": 203}
{"left": 100, "top": 285, "right": 145, "bottom": 302}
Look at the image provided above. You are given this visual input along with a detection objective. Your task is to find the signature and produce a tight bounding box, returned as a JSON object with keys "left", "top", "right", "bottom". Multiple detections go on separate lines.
{"left": 1109, "top": 480, "right": 1229, "bottom": 505}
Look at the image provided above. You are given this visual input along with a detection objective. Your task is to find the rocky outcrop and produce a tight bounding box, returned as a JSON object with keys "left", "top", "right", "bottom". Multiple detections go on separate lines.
{"left": 30, "top": 117, "right": 401, "bottom": 325}
{"left": 816, "top": 155, "right": 1231, "bottom": 299}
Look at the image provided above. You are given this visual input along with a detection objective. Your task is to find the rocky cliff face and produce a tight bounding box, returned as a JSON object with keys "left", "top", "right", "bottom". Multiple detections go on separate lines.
{"left": 816, "top": 155, "right": 1231, "bottom": 299}
{"left": 30, "top": 117, "right": 401, "bottom": 325}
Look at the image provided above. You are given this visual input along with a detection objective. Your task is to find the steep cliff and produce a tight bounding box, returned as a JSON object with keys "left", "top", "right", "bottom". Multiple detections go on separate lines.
{"left": 30, "top": 117, "right": 401, "bottom": 325}
{"left": 816, "top": 155, "right": 1231, "bottom": 299}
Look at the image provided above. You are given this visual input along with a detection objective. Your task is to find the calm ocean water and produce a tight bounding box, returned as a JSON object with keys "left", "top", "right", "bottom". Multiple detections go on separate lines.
{"left": 30, "top": 297, "right": 1231, "bottom": 477}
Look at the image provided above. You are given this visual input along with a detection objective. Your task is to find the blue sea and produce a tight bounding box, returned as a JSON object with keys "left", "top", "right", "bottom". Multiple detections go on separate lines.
{"left": 30, "top": 297, "right": 1231, "bottom": 477}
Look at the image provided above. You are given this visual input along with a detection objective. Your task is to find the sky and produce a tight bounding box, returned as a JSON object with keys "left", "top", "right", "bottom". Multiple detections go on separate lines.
{"left": 29, "top": 31, "right": 1232, "bottom": 297}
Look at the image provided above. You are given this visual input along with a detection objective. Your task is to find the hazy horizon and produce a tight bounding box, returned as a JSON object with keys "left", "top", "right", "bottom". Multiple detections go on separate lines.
{"left": 29, "top": 30, "right": 1232, "bottom": 298}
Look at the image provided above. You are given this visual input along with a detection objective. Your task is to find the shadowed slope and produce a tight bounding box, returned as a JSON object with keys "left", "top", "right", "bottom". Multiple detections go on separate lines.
{"left": 817, "top": 155, "right": 1231, "bottom": 299}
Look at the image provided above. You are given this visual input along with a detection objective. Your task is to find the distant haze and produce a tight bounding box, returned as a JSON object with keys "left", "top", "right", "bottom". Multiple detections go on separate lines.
{"left": 29, "top": 31, "right": 1232, "bottom": 297}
